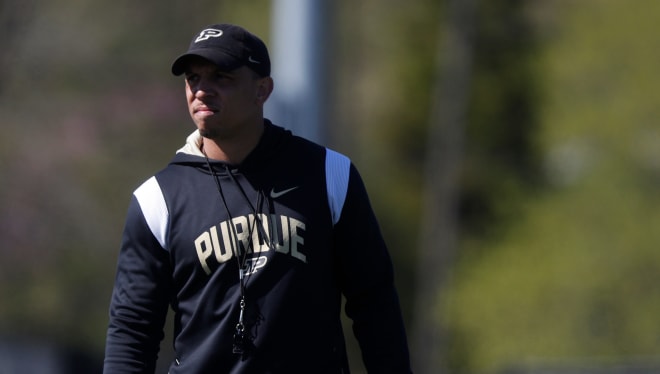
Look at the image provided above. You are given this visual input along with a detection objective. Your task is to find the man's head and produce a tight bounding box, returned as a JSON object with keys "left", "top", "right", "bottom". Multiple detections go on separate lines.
{"left": 171, "top": 24, "right": 271, "bottom": 77}
{"left": 173, "top": 24, "right": 274, "bottom": 146}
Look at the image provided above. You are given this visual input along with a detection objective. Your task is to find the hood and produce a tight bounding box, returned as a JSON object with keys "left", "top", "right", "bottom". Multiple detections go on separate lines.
{"left": 170, "top": 119, "right": 291, "bottom": 174}
{"left": 176, "top": 130, "right": 206, "bottom": 157}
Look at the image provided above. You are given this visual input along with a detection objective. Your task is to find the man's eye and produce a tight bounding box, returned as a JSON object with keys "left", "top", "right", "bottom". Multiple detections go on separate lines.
{"left": 216, "top": 72, "right": 232, "bottom": 80}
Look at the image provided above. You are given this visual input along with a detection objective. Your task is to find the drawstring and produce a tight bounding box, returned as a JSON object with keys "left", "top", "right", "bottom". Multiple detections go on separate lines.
{"left": 225, "top": 168, "right": 273, "bottom": 254}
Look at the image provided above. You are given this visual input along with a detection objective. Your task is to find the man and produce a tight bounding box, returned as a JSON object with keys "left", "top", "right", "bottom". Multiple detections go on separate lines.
{"left": 103, "top": 23, "right": 412, "bottom": 373}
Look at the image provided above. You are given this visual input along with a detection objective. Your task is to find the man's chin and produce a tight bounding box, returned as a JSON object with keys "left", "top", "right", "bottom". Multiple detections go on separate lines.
{"left": 199, "top": 128, "right": 219, "bottom": 139}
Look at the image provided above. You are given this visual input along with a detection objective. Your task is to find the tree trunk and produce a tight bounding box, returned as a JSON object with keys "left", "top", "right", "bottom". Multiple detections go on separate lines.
{"left": 0, "top": 0, "right": 35, "bottom": 95}
{"left": 412, "top": 0, "right": 477, "bottom": 372}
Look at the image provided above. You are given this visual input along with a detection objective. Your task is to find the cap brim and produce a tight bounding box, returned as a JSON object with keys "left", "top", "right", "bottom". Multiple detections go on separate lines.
{"left": 171, "top": 49, "right": 243, "bottom": 76}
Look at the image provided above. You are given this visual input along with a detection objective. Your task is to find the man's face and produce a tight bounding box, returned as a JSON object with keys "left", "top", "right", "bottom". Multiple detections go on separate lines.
{"left": 184, "top": 57, "right": 264, "bottom": 139}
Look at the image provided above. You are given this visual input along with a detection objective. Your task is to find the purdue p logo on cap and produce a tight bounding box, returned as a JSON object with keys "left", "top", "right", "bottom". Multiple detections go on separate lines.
{"left": 195, "top": 29, "right": 223, "bottom": 43}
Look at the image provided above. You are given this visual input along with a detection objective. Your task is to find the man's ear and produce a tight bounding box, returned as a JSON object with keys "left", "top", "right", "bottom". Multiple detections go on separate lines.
{"left": 256, "top": 77, "right": 274, "bottom": 104}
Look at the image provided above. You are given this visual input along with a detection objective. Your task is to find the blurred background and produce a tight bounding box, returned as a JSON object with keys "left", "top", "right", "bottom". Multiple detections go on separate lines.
{"left": 2, "top": 0, "right": 660, "bottom": 373}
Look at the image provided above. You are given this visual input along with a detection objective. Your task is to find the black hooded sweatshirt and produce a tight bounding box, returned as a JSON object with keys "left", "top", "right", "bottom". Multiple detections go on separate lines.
{"left": 104, "top": 121, "right": 412, "bottom": 373}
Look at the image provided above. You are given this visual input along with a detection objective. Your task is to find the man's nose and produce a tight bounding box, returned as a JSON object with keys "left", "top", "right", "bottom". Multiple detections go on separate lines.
{"left": 194, "top": 80, "right": 215, "bottom": 98}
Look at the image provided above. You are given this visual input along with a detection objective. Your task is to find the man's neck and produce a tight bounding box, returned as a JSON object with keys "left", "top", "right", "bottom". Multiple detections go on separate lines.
{"left": 200, "top": 122, "right": 265, "bottom": 165}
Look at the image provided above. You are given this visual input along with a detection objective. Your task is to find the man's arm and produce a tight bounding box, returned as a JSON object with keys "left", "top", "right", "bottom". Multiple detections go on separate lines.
{"left": 334, "top": 165, "right": 413, "bottom": 373}
{"left": 104, "top": 196, "right": 172, "bottom": 374}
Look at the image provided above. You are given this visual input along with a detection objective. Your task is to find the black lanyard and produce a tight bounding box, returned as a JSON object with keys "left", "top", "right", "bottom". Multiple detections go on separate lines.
{"left": 203, "top": 152, "right": 267, "bottom": 357}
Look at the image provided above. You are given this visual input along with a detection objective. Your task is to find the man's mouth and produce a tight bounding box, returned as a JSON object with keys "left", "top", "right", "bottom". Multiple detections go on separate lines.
{"left": 195, "top": 106, "right": 217, "bottom": 115}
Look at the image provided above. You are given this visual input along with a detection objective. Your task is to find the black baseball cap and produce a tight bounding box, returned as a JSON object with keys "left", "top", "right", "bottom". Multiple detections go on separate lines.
{"left": 171, "top": 23, "right": 271, "bottom": 77}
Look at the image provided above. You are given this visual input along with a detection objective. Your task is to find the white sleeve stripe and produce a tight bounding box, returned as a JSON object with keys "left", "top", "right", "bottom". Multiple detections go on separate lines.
{"left": 325, "top": 149, "right": 351, "bottom": 226}
{"left": 133, "top": 176, "right": 169, "bottom": 250}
